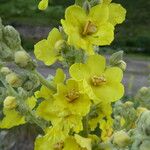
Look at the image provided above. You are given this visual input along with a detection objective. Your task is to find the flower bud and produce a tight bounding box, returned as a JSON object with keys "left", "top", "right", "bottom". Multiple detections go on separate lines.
{"left": 117, "top": 60, "right": 127, "bottom": 71}
{"left": 136, "top": 107, "right": 148, "bottom": 116}
{"left": 4, "top": 96, "right": 17, "bottom": 109}
{"left": 6, "top": 72, "right": 22, "bottom": 87}
{"left": 38, "top": 0, "right": 48, "bottom": 10}
{"left": 14, "top": 51, "right": 30, "bottom": 67}
{"left": 83, "top": 0, "right": 91, "bottom": 14}
{"left": 0, "top": 67, "right": 11, "bottom": 75}
{"left": 113, "top": 130, "right": 131, "bottom": 148}
{"left": 3, "top": 25, "right": 21, "bottom": 50}
{"left": 123, "top": 101, "right": 133, "bottom": 107}
{"left": 139, "top": 87, "right": 148, "bottom": 95}
{"left": 109, "top": 51, "right": 123, "bottom": 65}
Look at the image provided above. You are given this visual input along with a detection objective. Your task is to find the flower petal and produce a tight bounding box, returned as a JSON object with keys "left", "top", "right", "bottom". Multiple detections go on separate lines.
{"left": 108, "top": 3, "right": 126, "bottom": 26}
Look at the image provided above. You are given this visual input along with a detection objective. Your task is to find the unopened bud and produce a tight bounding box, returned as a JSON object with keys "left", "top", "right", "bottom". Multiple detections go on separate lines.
{"left": 136, "top": 107, "right": 148, "bottom": 116}
{"left": 6, "top": 72, "right": 22, "bottom": 87}
{"left": 15, "top": 51, "right": 30, "bottom": 67}
{"left": 139, "top": 87, "right": 148, "bottom": 95}
{"left": 117, "top": 60, "right": 127, "bottom": 71}
{"left": 23, "top": 81, "right": 34, "bottom": 91}
{"left": 4, "top": 96, "right": 17, "bottom": 109}
{"left": 83, "top": 1, "right": 91, "bottom": 14}
{"left": 139, "top": 140, "right": 150, "bottom": 150}
{"left": 0, "top": 67, "right": 11, "bottom": 75}
{"left": 3, "top": 25, "right": 21, "bottom": 50}
{"left": 109, "top": 51, "right": 123, "bottom": 65}
{"left": 113, "top": 130, "right": 131, "bottom": 148}
{"left": 124, "top": 101, "right": 133, "bottom": 107}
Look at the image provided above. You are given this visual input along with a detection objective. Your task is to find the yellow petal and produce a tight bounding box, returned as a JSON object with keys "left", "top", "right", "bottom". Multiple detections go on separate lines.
{"left": 105, "top": 67, "right": 123, "bottom": 82}
{"left": 69, "top": 63, "right": 91, "bottom": 81}
{"left": 0, "top": 109, "right": 25, "bottom": 129}
{"left": 75, "top": 134, "right": 92, "bottom": 150}
{"left": 38, "top": 0, "right": 48, "bottom": 10}
{"left": 53, "top": 68, "right": 66, "bottom": 85}
{"left": 87, "top": 22, "right": 114, "bottom": 46}
{"left": 26, "top": 96, "right": 37, "bottom": 110}
{"left": 34, "top": 39, "right": 56, "bottom": 65}
{"left": 108, "top": 3, "right": 126, "bottom": 26}
{"left": 86, "top": 55, "right": 106, "bottom": 76}
{"left": 47, "top": 28, "right": 62, "bottom": 48}
{"left": 89, "top": 4, "right": 109, "bottom": 25}
{"left": 65, "top": 5, "right": 87, "bottom": 26}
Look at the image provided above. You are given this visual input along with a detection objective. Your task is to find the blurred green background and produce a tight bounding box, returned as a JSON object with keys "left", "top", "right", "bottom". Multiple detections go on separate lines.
{"left": 0, "top": 0, "right": 150, "bottom": 55}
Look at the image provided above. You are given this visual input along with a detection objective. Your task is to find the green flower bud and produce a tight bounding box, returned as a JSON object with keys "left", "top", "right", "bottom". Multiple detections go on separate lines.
{"left": 109, "top": 51, "right": 123, "bottom": 66}
{"left": 6, "top": 72, "right": 22, "bottom": 88}
{"left": 136, "top": 107, "right": 148, "bottom": 116}
{"left": 14, "top": 51, "right": 30, "bottom": 67}
{"left": 83, "top": 0, "right": 91, "bottom": 14}
{"left": 139, "top": 87, "right": 148, "bottom": 95}
{"left": 0, "top": 67, "right": 11, "bottom": 75}
{"left": 4, "top": 96, "right": 17, "bottom": 109}
{"left": 123, "top": 101, "right": 134, "bottom": 107}
{"left": 23, "top": 81, "right": 34, "bottom": 91}
{"left": 3, "top": 25, "right": 21, "bottom": 50}
{"left": 117, "top": 60, "right": 127, "bottom": 71}
{"left": 113, "top": 130, "right": 131, "bottom": 148}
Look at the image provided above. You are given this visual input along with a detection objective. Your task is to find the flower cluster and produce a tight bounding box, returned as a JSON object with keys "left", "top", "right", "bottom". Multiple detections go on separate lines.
{"left": 3, "top": 0, "right": 147, "bottom": 150}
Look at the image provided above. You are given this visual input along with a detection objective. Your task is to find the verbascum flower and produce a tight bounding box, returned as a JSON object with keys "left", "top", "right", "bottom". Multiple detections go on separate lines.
{"left": 100, "top": 116, "right": 113, "bottom": 141}
{"left": 35, "top": 127, "right": 90, "bottom": 150}
{"left": 38, "top": 0, "right": 49, "bottom": 10}
{"left": 0, "top": 96, "right": 36, "bottom": 129}
{"left": 61, "top": 4, "right": 114, "bottom": 54}
{"left": 101, "top": 0, "right": 126, "bottom": 26}
{"left": 89, "top": 102, "right": 112, "bottom": 131}
{"left": 34, "top": 28, "right": 64, "bottom": 66}
{"left": 70, "top": 55, "right": 124, "bottom": 103}
{"left": 54, "top": 79, "right": 91, "bottom": 116}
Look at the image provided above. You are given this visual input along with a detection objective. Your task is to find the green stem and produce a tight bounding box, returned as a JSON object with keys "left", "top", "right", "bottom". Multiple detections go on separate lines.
{"left": 34, "top": 70, "right": 56, "bottom": 92}
{"left": 82, "top": 116, "right": 89, "bottom": 137}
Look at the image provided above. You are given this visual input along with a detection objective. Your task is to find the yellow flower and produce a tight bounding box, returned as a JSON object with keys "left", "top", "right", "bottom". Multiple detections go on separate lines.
{"left": 38, "top": 0, "right": 49, "bottom": 10}
{"left": 101, "top": 0, "right": 126, "bottom": 26}
{"left": 35, "top": 128, "right": 88, "bottom": 150}
{"left": 0, "top": 96, "right": 36, "bottom": 129}
{"left": 61, "top": 4, "right": 114, "bottom": 54}
{"left": 34, "top": 126, "right": 67, "bottom": 150}
{"left": 89, "top": 102, "right": 112, "bottom": 131}
{"left": 70, "top": 55, "right": 124, "bottom": 103}
{"left": 34, "top": 28, "right": 63, "bottom": 66}
{"left": 100, "top": 116, "right": 113, "bottom": 141}
{"left": 54, "top": 79, "right": 91, "bottom": 116}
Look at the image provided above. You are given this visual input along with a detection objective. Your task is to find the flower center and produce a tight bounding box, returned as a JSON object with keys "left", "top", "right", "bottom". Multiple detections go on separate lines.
{"left": 82, "top": 21, "right": 97, "bottom": 36}
{"left": 53, "top": 141, "right": 64, "bottom": 150}
{"left": 91, "top": 75, "right": 106, "bottom": 86}
{"left": 66, "top": 89, "right": 80, "bottom": 103}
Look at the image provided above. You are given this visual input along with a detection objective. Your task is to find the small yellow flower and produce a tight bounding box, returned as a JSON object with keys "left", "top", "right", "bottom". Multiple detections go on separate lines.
{"left": 89, "top": 102, "right": 112, "bottom": 131}
{"left": 38, "top": 0, "right": 49, "bottom": 10}
{"left": 70, "top": 55, "right": 124, "bottom": 103}
{"left": 100, "top": 116, "right": 113, "bottom": 141}
{"left": 54, "top": 79, "right": 91, "bottom": 116}
{"left": 34, "top": 28, "right": 63, "bottom": 66}
{"left": 61, "top": 4, "right": 114, "bottom": 54}
{"left": 0, "top": 96, "right": 36, "bottom": 129}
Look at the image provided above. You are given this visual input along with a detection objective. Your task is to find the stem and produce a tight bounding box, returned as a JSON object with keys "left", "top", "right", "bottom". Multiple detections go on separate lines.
{"left": 34, "top": 70, "right": 56, "bottom": 92}
{"left": 82, "top": 116, "right": 89, "bottom": 137}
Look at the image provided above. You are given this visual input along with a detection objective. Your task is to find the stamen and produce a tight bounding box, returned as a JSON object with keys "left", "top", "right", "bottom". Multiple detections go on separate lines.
{"left": 91, "top": 75, "right": 106, "bottom": 86}
{"left": 66, "top": 89, "right": 80, "bottom": 103}
{"left": 54, "top": 141, "right": 64, "bottom": 150}
{"left": 82, "top": 21, "right": 97, "bottom": 36}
